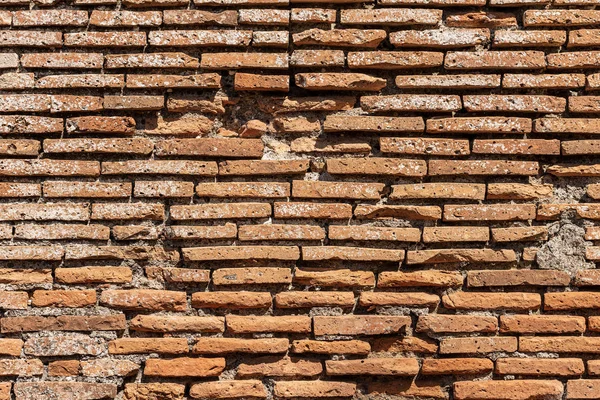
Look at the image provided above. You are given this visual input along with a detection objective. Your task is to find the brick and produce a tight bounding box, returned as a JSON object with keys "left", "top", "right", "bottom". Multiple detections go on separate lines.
{"left": 494, "top": 30, "right": 566, "bottom": 47}
{"left": 469, "top": 269, "right": 568, "bottom": 287}
{"left": 314, "top": 315, "right": 411, "bottom": 336}
{"left": 196, "top": 182, "right": 289, "bottom": 198}
{"left": 324, "top": 116, "right": 423, "bottom": 133}
{"left": 291, "top": 137, "right": 370, "bottom": 154}
{"left": 328, "top": 226, "right": 420, "bottom": 242}
{"left": 575, "top": 269, "right": 600, "bottom": 285}
{"left": 355, "top": 204, "right": 442, "bottom": 220}
{"left": 0, "top": 338, "right": 23, "bottom": 355}
{"left": 36, "top": 74, "right": 124, "bottom": 89}
{"left": 505, "top": 74, "right": 584, "bottom": 91}
{"left": 124, "top": 384, "right": 185, "bottom": 400}
{"left": 271, "top": 116, "right": 320, "bottom": 134}
{"left": 366, "top": 381, "right": 445, "bottom": 399}
{"left": 444, "top": 292, "right": 540, "bottom": 311}
{"left": 91, "top": 203, "right": 163, "bottom": 220}
{"left": 14, "top": 224, "right": 109, "bottom": 240}
{"left": 44, "top": 138, "right": 153, "bottom": 154}
{"left": 257, "top": 96, "right": 355, "bottom": 113}
{"left": 291, "top": 50, "right": 344, "bottom": 67}
{"left": 48, "top": 360, "right": 80, "bottom": 376}
{"left": 293, "top": 28, "right": 386, "bottom": 48}
{"left": 463, "top": 95, "right": 565, "bottom": 113}
{"left": 422, "top": 358, "right": 493, "bottom": 375}
{"left": 172, "top": 203, "right": 270, "bottom": 220}
{"left": 327, "top": 158, "right": 426, "bottom": 177}
{"left": 422, "top": 227, "right": 489, "bottom": 243}
{"left": 236, "top": 71, "right": 292, "bottom": 89}
{"left": 81, "top": 358, "right": 139, "bottom": 377}
{"left": 359, "top": 292, "right": 439, "bottom": 308}
{"left": 395, "top": 74, "right": 499, "bottom": 89}
{"left": 587, "top": 361, "right": 600, "bottom": 375}
{"left": 446, "top": 11, "right": 516, "bottom": 27}
{"left": 0, "top": 268, "right": 51, "bottom": 285}
{"left": 156, "top": 138, "right": 263, "bottom": 157}
{"left": 163, "top": 10, "right": 237, "bottom": 25}
{"left": 418, "top": 314, "right": 496, "bottom": 335}
{"left": 407, "top": 249, "right": 515, "bottom": 264}
{"left": 0, "top": 31, "right": 62, "bottom": 47}
{"left": 239, "top": 224, "right": 324, "bottom": 241}
{"left": 378, "top": 270, "right": 462, "bottom": 288}
{"left": 237, "top": 357, "right": 321, "bottom": 378}
{"left": 192, "top": 292, "right": 271, "bottom": 309}
{"left": 294, "top": 268, "right": 375, "bottom": 287}
{"left": 227, "top": 316, "right": 311, "bottom": 333}
{"left": 473, "top": 139, "right": 560, "bottom": 155}
{"left": 104, "top": 95, "right": 164, "bottom": 111}
{"left": 22, "top": 53, "right": 103, "bottom": 69}
{"left": 521, "top": 337, "right": 600, "bottom": 353}
{"left": 165, "top": 224, "right": 237, "bottom": 240}
{"left": 390, "top": 28, "right": 489, "bottom": 48}
{"left": 1, "top": 315, "right": 125, "bottom": 333}
{"left": 274, "top": 381, "right": 356, "bottom": 398}
{"left": 25, "top": 333, "right": 104, "bottom": 356}
{"left": 497, "top": 358, "right": 584, "bottom": 377}
{"left": 445, "top": 51, "right": 545, "bottom": 70}
{"left": 440, "top": 337, "right": 517, "bottom": 354}
{"left": 296, "top": 72, "right": 385, "bottom": 91}
{"left": 100, "top": 289, "right": 186, "bottom": 311}
{"left": 64, "top": 32, "right": 146, "bottom": 47}
{"left": 500, "top": 315, "right": 585, "bottom": 334}
{"left": 291, "top": 8, "right": 336, "bottom": 23}
{"left": 66, "top": 116, "right": 135, "bottom": 135}
{"left": 525, "top": 10, "right": 600, "bottom": 26}
{"left": 203, "top": 52, "right": 287, "bottom": 69}
{"left": 108, "top": 338, "right": 188, "bottom": 354}
{"left": 148, "top": 30, "right": 252, "bottom": 46}
{"left": 292, "top": 340, "right": 370, "bottom": 355}
{"left": 193, "top": 338, "right": 289, "bottom": 354}
{"left": 144, "top": 357, "right": 225, "bottom": 378}
{"left": 487, "top": 183, "right": 553, "bottom": 200}
{"left": 547, "top": 164, "right": 600, "bottom": 176}
{"left": 348, "top": 51, "right": 442, "bottom": 69}
{"left": 0, "top": 182, "right": 40, "bottom": 197}
{"left": 105, "top": 52, "right": 199, "bottom": 69}
{"left": 13, "top": 10, "right": 87, "bottom": 26}
{"left": 303, "top": 246, "right": 404, "bottom": 262}
{"left": 444, "top": 204, "right": 536, "bottom": 221}
{"left": 0, "top": 292, "right": 28, "bottom": 310}
{"left": 213, "top": 267, "right": 291, "bottom": 286}
{"left": 454, "top": 381, "right": 563, "bottom": 400}
{"left": 90, "top": 10, "right": 162, "bottom": 26}
{"left": 32, "top": 290, "right": 96, "bottom": 307}
{"left": 0, "top": 245, "right": 64, "bottom": 261}
{"left": 190, "top": 381, "right": 267, "bottom": 399}
{"left": 127, "top": 74, "right": 221, "bottom": 89}
{"left": 13, "top": 383, "right": 117, "bottom": 400}
{"left": 341, "top": 8, "right": 440, "bottom": 25}
{"left": 326, "top": 358, "right": 418, "bottom": 376}
{"left": 380, "top": 137, "right": 469, "bottom": 156}
{"left": 293, "top": 180, "right": 384, "bottom": 200}
{"left": 427, "top": 116, "right": 531, "bottom": 134}
{"left": 0, "top": 358, "right": 41, "bottom": 377}
{"left": 491, "top": 226, "right": 549, "bottom": 242}
{"left": 275, "top": 291, "right": 354, "bottom": 308}
{"left": 392, "top": 183, "right": 484, "bottom": 200}
{"left": 545, "top": 292, "right": 600, "bottom": 310}
{"left": 44, "top": 181, "right": 131, "bottom": 198}
{"left": 0, "top": 115, "right": 63, "bottom": 134}
{"left": 65, "top": 245, "right": 173, "bottom": 262}
{"left": 102, "top": 160, "right": 217, "bottom": 176}
{"left": 184, "top": 246, "right": 298, "bottom": 261}
{"left": 361, "top": 94, "right": 462, "bottom": 112}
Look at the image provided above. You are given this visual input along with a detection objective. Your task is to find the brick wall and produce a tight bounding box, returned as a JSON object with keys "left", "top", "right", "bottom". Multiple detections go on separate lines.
{"left": 0, "top": 0, "right": 597, "bottom": 399}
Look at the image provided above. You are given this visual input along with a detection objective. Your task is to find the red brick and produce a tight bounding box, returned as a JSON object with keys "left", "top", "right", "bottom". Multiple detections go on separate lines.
{"left": 454, "top": 381, "right": 563, "bottom": 400}
{"left": 500, "top": 315, "right": 585, "bottom": 334}
{"left": 422, "top": 358, "right": 493, "bottom": 375}
{"left": 190, "top": 381, "right": 267, "bottom": 399}
{"left": 293, "top": 28, "right": 386, "bottom": 48}
{"left": 294, "top": 268, "right": 375, "bottom": 287}
{"left": 417, "top": 315, "right": 497, "bottom": 333}
{"left": 314, "top": 315, "right": 411, "bottom": 336}
{"left": 440, "top": 337, "right": 517, "bottom": 354}
{"left": 443, "top": 292, "right": 541, "bottom": 311}
{"left": 144, "top": 357, "right": 225, "bottom": 378}
{"left": 326, "top": 358, "right": 419, "bottom": 376}
{"left": 496, "top": 358, "right": 584, "bottom": 377}
{"left": 193, "top": 338, "right": 289, "bottom": 354}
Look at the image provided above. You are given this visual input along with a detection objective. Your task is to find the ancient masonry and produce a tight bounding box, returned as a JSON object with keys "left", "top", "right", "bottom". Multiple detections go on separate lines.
{"left": 2, "top": 1, "right": 600, "bottom": 400}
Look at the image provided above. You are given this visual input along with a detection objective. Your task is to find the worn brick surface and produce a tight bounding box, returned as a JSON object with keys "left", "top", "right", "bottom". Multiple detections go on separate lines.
{"left": 0, "top": 0, "right": 595, "bottom": 398}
